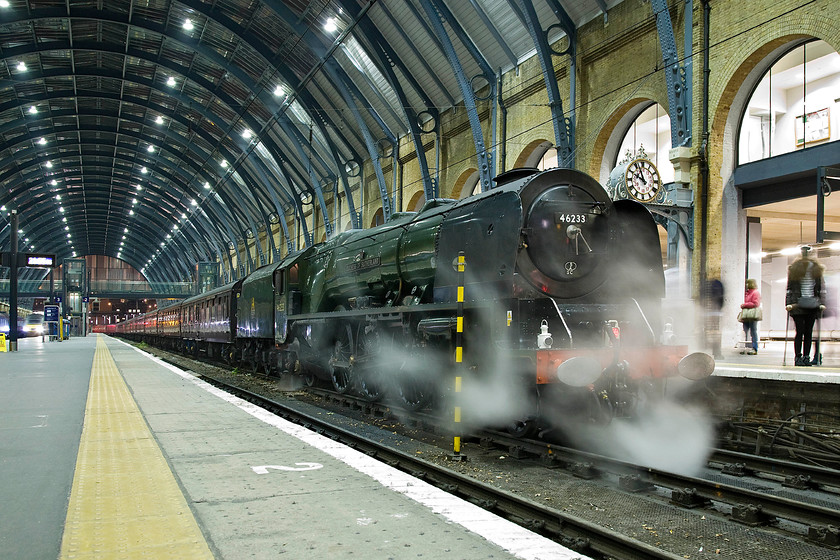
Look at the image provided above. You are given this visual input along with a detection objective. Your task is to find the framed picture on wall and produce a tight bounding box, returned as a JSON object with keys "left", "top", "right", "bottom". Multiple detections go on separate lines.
{"left": 795, "top": 108, "right": 830, "bottom": 145}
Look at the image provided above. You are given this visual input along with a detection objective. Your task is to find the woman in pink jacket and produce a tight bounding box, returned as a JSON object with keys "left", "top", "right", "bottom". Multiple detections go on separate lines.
{"left": 740, "top": 278, "right": 761, "bottom": 355}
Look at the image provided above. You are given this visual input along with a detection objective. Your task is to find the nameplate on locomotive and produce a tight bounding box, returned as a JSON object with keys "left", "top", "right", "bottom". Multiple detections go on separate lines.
{"left": 347, "top": 256, "right": 380, "bottom": 272}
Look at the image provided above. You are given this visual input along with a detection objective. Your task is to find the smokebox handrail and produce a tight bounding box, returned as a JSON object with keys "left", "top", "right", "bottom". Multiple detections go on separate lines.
{"left": 549, "top": 298, "right": 573, "bottom": 347}
{"left": 630, "top": 297, "right": 656, "bottom": 343}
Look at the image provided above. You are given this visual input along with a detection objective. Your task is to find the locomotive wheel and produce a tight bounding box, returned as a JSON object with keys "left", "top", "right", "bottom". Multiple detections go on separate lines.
{"left": 302, "top": 370, "right": 316, "bottom": 387}
{"left": 357, "top": 371, "right": 383, "bottom": 402}
{"left": 330, "top": 325, "right": 354, "bottom": 394}
{"left": 395, "top": 377, "right": 432, "bottom": 410}
{"left": 356, "top": 328, "right": 384, "bottom": 402}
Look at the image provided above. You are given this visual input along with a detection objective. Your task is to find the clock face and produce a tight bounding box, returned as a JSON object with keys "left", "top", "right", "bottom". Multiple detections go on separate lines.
{"left": 624, "top": 158, "right": 660, "bottom": 202}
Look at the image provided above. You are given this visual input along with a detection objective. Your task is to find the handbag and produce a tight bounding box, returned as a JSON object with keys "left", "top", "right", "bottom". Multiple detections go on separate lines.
{"left": 738, "top": 306, "right": 762, "bottom": 322}
{"left": 798, "top": 296, "right": 820, "bottom": 309}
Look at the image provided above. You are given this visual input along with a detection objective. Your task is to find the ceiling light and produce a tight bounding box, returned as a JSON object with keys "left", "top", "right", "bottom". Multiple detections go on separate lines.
{"left": 136, "top": 185, "right": 143, "bottom": 191}
{"left": 273, "top": 85, "right": 284, "bottom": 96}
{"left": 62, "top": 217, "right": 66, "bottom": 222}
{"left": 155, "top": 115, "right": 164, "bottom": 124}
{"left": 17, "top": 61, "right": 26, "bottom": 71}
{"left": 124, "top": 228, "right": 129, "bottom": 233}
{"left": 147, "top": 145, "right": 155, "bottom": 153}
{"left": 59, "top": 207, "right": 64, "bottom": 213}
{"left": 64, "top": 226, "right": 69, "bottom": 231}
{"left": 324, "top": 17, "right": 337, "bottom": 33}
{"left": 183, "top": 18, "right": 194, "bottom": 31}
{"left": 28, "top": 106, "right": 37, "bottom": 114}
{"left": 167, "top": 76, "right": 176, "bottom": 87}
{"left": 242, "top": 129, "right": 253, "bottom": 140}
{"left": 0, "top": 1, "right": 11, "bottom": 8}
{"left": 129, "top": 210, "right": 135, "bottom": 215}
{"left": 51, "top": 179, "right": 57, "bottom": 186}
{"left": 220, "top": 160, "right": 228, "bottom": 169}
{"left": 190, "top": 199, "right": 198, "bottom": 206}
{"left": 66, "top": 233, "right": 71, "bottom": 238}
{"left": 45, "top": 161, "right": 53, "bottom": 168}
{"left": 181, "top": 213, "right": 187, "bottom": 220}
{"left": 122, "top": 235, "right": 126, "bottom": 240}
{"left": 166, "top": 234, "right": 171, "bottom": 239}
{"left": 55, "top": 194, "right": 61, "bottom": 200}
{"left": 132, "top": 198, "right": 137, "bottom": 205}
{"left": 38, "top": 137, "right": 46, "bottom": 145}
{"left": 172, "top": 225, "right": 178, "bottom": 231}
{"left": 203, "top": 182, "right": 211, "bottom": 189}
{"left": 160, "top": 242, "right": 165, "bottom": 247}
{"left": 141, "top": 167, "right": 148, "bottom": 174}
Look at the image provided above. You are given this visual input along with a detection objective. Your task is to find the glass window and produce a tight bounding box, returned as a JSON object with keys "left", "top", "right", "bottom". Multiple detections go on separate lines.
{"left": 739, "top": 40, "right": 839, "bottom": 165}
{"left": 614, "top": 103, "right": 675, "bottom": 184}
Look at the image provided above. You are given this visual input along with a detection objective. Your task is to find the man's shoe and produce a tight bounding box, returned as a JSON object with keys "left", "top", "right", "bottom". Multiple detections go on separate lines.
{"left": 747, "top": 349, "right": 757, "bottom": 355}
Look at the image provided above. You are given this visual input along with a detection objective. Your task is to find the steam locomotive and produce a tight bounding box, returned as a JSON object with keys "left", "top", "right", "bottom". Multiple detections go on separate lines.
{"left": 116, "top": 167, "right": 713, "bottom": 435}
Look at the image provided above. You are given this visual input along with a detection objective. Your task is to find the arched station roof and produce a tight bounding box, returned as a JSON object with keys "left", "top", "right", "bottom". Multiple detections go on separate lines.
{"left": 0, "top": 0, "right": 620, "bottom": 283}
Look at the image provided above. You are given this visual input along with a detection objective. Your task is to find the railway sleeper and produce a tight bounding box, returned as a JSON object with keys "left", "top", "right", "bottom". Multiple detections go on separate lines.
{"left": 807, "top": 524, "right": 840, "bottom": 548}
{"left": 730, "top": 503, "right": 776, "bottom": 527}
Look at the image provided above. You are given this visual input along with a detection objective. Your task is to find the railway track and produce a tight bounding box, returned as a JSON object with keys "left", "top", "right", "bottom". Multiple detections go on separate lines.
{"left": 141, "top": 345, "right": 840, "bottom": 555}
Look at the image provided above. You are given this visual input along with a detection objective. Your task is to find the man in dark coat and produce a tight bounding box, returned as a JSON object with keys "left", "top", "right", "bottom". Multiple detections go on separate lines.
{"left": 785, "top": 246, "right": 825, "bottom": 366}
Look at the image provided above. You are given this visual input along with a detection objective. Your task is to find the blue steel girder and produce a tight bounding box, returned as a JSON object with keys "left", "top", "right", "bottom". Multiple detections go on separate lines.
{"left": 420, "top": 0, "right": 494, "bottom": 192}
{"left": 350, "top": 15, "right": 437, "bottom": 200}
{"left": 0, "top": 123, "right": 251, "bottom": 264}
{"left": 650, "top": 0, "right": 692, "bottom": 147}
{"left": 4, "top": 10, "right": 334, "bottom": 235}
{"left": 259, "top": 1, "right": 394, "bottom": 229}
{"left": 0, "top": 142, "right": 246, "bottom": 279}
{"left": 0, "top": 67, "right": 286, "bottom": 244}
{"left": 515, "top": 0, "right": 575, "bottom": 166}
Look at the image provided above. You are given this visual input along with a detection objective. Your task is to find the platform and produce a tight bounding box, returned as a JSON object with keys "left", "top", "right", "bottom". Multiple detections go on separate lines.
{"left": 713, "top": 339, "right": 840, "bottom": 384}
{"left": 0, "top": 334, "right": 588, "bottom": 560}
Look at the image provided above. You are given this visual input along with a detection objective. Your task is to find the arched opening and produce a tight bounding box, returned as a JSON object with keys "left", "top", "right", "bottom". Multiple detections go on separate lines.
{"left": 370, "top": 208, "right": 384, "bottom": 228}
{"left": 613, "top": 102, "right": 675, "bottom": 184}
{"left": 407, "top": 190, "right": 425, "bottom": 211}
{"left": 451, "top": 169, "right": 480, "bottom": 200}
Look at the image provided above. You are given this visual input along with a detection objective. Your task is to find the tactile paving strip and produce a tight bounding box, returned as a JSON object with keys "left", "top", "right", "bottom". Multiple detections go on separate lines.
{"left": 60, "top": 336, "right": 213, "bottom": 559}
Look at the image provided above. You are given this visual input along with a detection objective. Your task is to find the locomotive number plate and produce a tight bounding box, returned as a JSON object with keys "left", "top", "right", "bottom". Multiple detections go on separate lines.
{"left": 555, "top": 213, "right": 587, "bottom": 224}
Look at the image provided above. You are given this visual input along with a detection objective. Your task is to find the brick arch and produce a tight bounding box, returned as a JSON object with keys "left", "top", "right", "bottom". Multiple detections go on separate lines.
{"left": 406, "top": 190, "right": 425, "bottom": 211}
{"left": 451, "top": 168, "right": 479, "bottom": 199}
{"left": 512, "top": 139, "right": 552, "bottom": 169}
{"left": 707, "top": 23, "right": 840, "bottom": 279}
{"left": 588, "top": 98, "right": 664, "bottom": 183}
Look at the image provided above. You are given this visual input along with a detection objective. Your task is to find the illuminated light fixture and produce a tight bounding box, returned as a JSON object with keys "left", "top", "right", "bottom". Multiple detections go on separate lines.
{"left": 45, "top": 161, "right": 53, "bottom": 168}
{"left": 190, "top": 199, "right": 197, "bottom": 206}
{"left": 50, "top": 179, "right": 57, "bottom": 186}
{"left": 62, "top": 217, "right": 66, "bottom": 222}
{"left": 38, "top": 137, "right": 46, "bottom": 145}
{"left": 136, "top": 185, "right": 143, "bottom": 191}
{"left": 273, "top": 85, "right": 284, "bottom": 96}
{"left": 780, "top": 247, "right": 801, "bottom": 256}
{"left": 64, "top": 226, "right": 69, "bottom": 231}
{"left": 183, "top": 18, "right": 194, "bottom": 31}
{"left": 59, "top": 207, "right": 65, "bottom": 213}
{"left": 167, "top": 76, "right": 176, "bottom": 87}
{"left": 203, "top": 181, "right": 211, "bottom": 189}
{"left": 122, "top": 235, "right": 126, "bottom": 240}
{"left": 17, "top": 61, "right": 26, "bottom": 71}
{"left": 160, "top": 242, "right": 165, "bottom": 247}
{"left": 66, "top": 233, "right": 71, "bottom": 238}
{"left": 120, "top": 241, "right": 124, "bottom": 246}
{"left": 147, "top": 145, "right": 155, "bottom": 153}
{"left": 166, "top": 234, "right": 171, "bottom": 239}
{"left": 242, "top": 129, "right": 253, "bottom": 140}
{"left": 72, "top": 252, "right": 77, "bottom": 257}
{"left": 132, "top": 198, "right": 138, "bottom": 205}
{"left": 220, "top": 160, "right": 228, "bottom": 169}
{"left": 129, "top": 210, "right": 135, "bottom": 215}
{"left": 1, "top": 205, "right": 5, "bottom": 211}
{"left": 28, "top": 106, "right": 37, "bottom": 114}
{"left": 324, "top": 17, "right": 337, "bottom": 33}
{"left": 124, "top": 228, "right": 129, "bottom": 233}
{"left": 0, "top": 1, "right": 11, "bottom": 8}
{"left": 55, "top": 194, "right": 61, "bottom": 200}
{"left": 155, "top": 115, "right": 164, "bottom": 124}
{"left": 141, "top": 167, "right": 148, "bottom": 174}
{"left": 181, "top": 213, "right": 187, "bottom": 220}
{"left": 172, "top": 225, "right": 178, "bottom": 231}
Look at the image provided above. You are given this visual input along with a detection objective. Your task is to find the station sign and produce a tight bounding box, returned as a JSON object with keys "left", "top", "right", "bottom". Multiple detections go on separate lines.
{"left": 0, "top": 252, "right": 58, "bottom": 268}
{"left": 44, "top": 305, "right": 59, "bottom": 322}
{"left": 25, "top": 253, "right": 57, "bottom": 267}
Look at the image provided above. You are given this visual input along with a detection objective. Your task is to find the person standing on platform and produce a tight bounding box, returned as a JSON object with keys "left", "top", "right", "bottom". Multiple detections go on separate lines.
{"left": 785, "top": 246, "right": 825, "bottom": 366}
{"left": 704, "top": 278, "right": 725, "bottom": 359}
{"left": 739, "top": 279, "right": 761, "bottom": 355}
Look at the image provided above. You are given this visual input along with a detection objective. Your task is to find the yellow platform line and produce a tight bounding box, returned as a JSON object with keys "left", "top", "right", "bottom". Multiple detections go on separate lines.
{"left": 60, "top": 335, "right": 214, "bottom": 559}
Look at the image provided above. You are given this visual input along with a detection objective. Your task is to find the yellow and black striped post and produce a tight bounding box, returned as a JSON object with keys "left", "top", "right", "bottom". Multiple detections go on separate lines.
{"left": 452, "top": 251, "right": 467, "bottom": 461}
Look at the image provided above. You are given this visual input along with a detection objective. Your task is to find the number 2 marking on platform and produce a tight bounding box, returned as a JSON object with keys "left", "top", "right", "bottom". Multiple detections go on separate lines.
{"left": 251, "top": 463, "right": 324, "bottom": 474}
